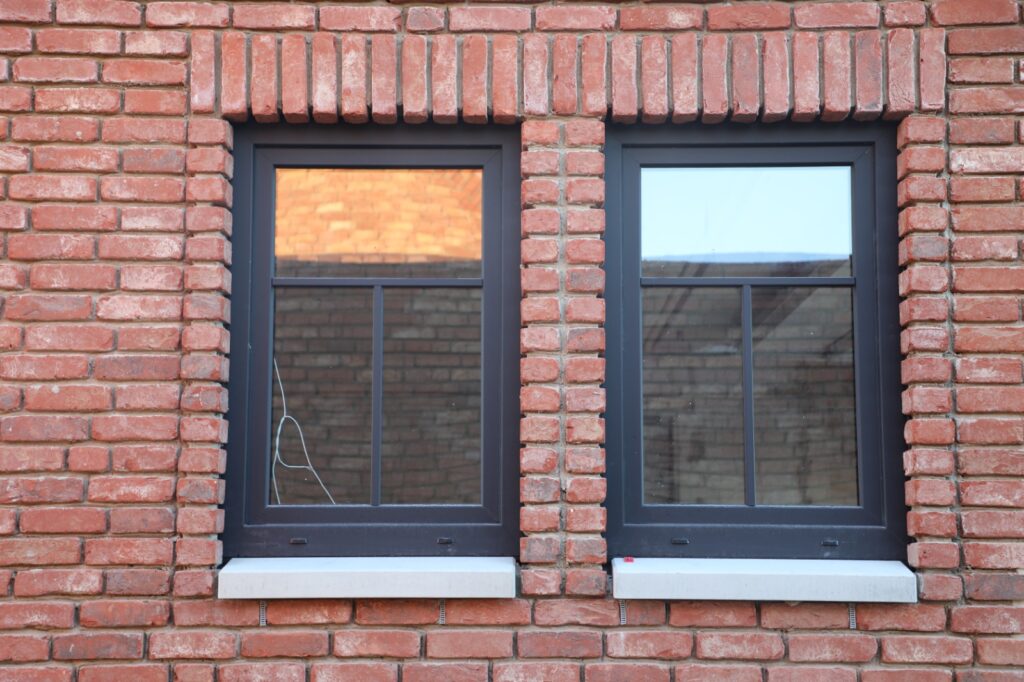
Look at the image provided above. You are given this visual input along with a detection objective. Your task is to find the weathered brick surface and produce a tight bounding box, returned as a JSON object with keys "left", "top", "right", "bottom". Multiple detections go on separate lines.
{"left": 0, "top": 0, "right": 1019, "bottom": 678}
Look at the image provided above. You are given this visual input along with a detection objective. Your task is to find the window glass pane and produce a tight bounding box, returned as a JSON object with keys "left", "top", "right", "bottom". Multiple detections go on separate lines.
{"left": 382, "top": 288, "right": 482, "bottom": 504}
{"left": 643, "top": 287, "right": 745, "bottom": 504}
{"left": 753, "top": 287, "right": 858, "bottom": 506}
{"left": 271, "top": 287, "right": 373, "bottom": 505}
{"left": 275, "top": 168, "right": 482, "bottom": 279}
{"left": 641, "top": 166, "right": 852, "bottom": 278}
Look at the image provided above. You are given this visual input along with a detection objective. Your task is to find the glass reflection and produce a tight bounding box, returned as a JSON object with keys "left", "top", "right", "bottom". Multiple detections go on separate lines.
{"left": 275, "top": 168, "right": 483, "bottom": 279}
{"left": 382, "top": 288, "right": 482, "bottom": 504}
{"left": 643, "top": 287, "right": 745, "bottom": 504}
{"left": 641, "top": 166, "right": 853, "bottom": 278}
{"left": 753, "top": 287, "right": 858, "bottom": 506}
{"left": 271, "top": 288, "right": 373, "bottom": 505}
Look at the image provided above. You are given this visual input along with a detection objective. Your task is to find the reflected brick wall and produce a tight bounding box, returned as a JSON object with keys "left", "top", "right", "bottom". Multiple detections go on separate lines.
{"left": 642, "top": 260, "right": 859, "bottom": 506}
{"left": 271, "top": 169, "right": 484, "bottom": 505}
{"left": 275, "top": 168, "right": 482, "bottom": 278}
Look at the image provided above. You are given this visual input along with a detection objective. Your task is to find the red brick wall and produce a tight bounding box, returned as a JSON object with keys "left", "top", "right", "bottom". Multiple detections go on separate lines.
{"left": 0, "top": 0, "right": 1022, "bottom": 679}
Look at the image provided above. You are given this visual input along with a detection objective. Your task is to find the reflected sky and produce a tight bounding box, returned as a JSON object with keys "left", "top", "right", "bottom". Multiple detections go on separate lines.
{"left": 641, "top": 166, "right": 852, "bottom": 264}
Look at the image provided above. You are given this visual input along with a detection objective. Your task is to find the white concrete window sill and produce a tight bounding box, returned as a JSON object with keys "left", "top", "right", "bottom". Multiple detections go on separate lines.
{"left": 218, "top": 556, "right": 517, "bottom": 599}
{"left": 612, "top": 558, "right": 917, "bottom": 603}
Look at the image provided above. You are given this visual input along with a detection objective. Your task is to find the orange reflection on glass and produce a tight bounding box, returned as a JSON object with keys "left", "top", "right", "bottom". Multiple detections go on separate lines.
{"left": 275, "top": 168, "right": 483, "bottom": 278}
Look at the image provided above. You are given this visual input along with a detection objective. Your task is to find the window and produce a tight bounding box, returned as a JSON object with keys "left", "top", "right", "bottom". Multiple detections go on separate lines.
{"left": 605, "top": 123, "right": 904, "bottom": 560}
{"left": 225, "top": 125, "right": 520, "bottom": 558}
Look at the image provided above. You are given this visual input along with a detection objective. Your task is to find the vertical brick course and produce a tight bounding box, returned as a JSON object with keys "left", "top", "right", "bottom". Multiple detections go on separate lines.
{"left": 0, "top": 0, "right": 1021, "bottom": 678}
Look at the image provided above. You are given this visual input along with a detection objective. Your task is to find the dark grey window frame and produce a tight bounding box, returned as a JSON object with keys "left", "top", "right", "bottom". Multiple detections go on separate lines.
{"left": 224, "top": 124, "right": 520, "bottom": 558}
{"left": 605, "top": 123, "right": 905, "bottom": 560}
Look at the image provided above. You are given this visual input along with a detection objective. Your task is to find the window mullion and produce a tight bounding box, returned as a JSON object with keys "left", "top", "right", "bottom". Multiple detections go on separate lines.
{"left": 741, "top": 284, "right": 756, "bottom": 507}
{"left": 371, "top": 284, "right": 384, "bottom": 506}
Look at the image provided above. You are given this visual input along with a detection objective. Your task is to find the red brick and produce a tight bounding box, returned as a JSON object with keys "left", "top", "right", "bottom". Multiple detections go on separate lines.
{"left": 103, "top": 569, "right": 170, "bottom": 596}
{"left": 233, "top": 3, "right": 314, "bottom": 30}
{"left": 14, "top": 57, "right": 97, "bottom": 83}
{"left": 52, "top": 632, "right": 143, "bottom": 660}
{"left": 856, "top": 602, "right": 942, "bottom": 630}
{"left": 760, "top": 603, "right": 850, "bottom": 629}
{"left": 854, "top": 30, "right": 883, "bottom": 119}
{"left": 311, "top": 663, "right": 398, "bottom": 682}
{"left": 0, "top": 601, "right": 75, "bottom": 629}
{"left": 333, "top": 630, "right": 420, "bottom": 658}
{"left": 339, "top": 34, "right": 368, "bottom": 124}
{"left": 701, "top": 33, "right": 728, "bottom": 122}
{"left": 56, "top": 0, "right": 139, "bottom": 25}
{"left": 123, "top": 91, "right": 187, "bottom": 117}
{"left": 881, "top": 636, "right": 974, "bottom": 664}
{"left": 241, "top": 630, "right": 329, "bottom": 658}
{"left": 555, "top": 569, "right": 603, "bottom": 598}
{"left": 516, "top": 630, "right": 602, "bottom": 655}
{"left": 20, "top": 506, "right": 107, "bottom": 534}
{"left": 0, "top": 27, "right": 33, "bottom": 52}
{"left": 551, "top": 34, "right": 577, "bottom": 116}
{"left": 933, "top": 0, "right": 1019, "bottom": 25}
{"left": 450, "top": 7, "right": 531, "bottom": 32}
{"left": 950, "top": 292, "right": 1015, "bottom": 321}
{"left": 79, "top": 600, "right": 169, "bottom": 628}
{"left": 535, "top": 599, "right": 620, "bottom": 627}
{"left": 949, "top": 27, "right": 1024, "bottom": 54}
{"left": 0, "top": 634, "right": 51, "bottom": 662}
{"left": 788, "top": 634, "right": 878, "bottom": 662}
{"left": 437, "top": 600, "right": 528, "bottom": 626}
{"left": 249, "top": 34, "right": 278, "bottom": 123}
{"left": 606, "top": 631, "right": 692, "bottom": 659}
{"left": 676, "top": 665, "right": 763, "bottom": 682}
{"left": 976, "top": 638, "right": 1024, "bottom": 665}
{"left": 951, "top": 605, "right": 1024, "bottom": 634}
{"left": 148, "top": 631, "right": 236, "bottom": 659}
{"left": 538, "top": 6, "right": 615, "bottom": 30}
{"left": 792, "top": 32, "right": 821, "bottom": 121}
{"left": 966, "top": 540, "right": 1024, "bottom": 569}
{"left": 404, "top": 664, "right": 491, "bottom": 682}
{"left": 426, "top": 630, "right": 513, "bottom": 659}
{"left": 219, "top": 664, "right": 305, "bottom": 682}
{"left": 708, "top": 3, "right": 789, "bottom": 29}
{"left": 102, "top": 59, "right": 185, "bottom": 85}
{"left": 0, "top": 0, "right": 53, "bottom": 23}
{"left": 281, "top": 34, "right": 308, "bottom": 123}
{"left": 767, "top": 669, "right": 857, "bottom": 682}
{"left": 697, "top": 633, "right": 784, "bottom": 660}
{"left": 795, "top": 2, "right": 880, "bottom": 27}
{"left": 959, "top": 449, "right": 1024, "bottom": 476}
{"left": 959, "top": 417, "right": 1024, "bottom": 445}
{"left": 667, "top": 602, "right": 757, "bottom": 626}
{"left": 885, "top": 2, "right": 927, "bottom": 26}
{"left": 264, "top": 600, "right": 351, "bottom": 625}
{"left": 949, "top": 57, "right": 1015, "bottom": 83}
{"left": 406, "top": 8, "right": 444, "bottom": 33}
{"left": 730, "top": 33, "right": 759, "bottom": 122}
{"left": 355, "top": 600, "right": 439, "bottom": 625}
{"left": 14, "top": 568, "right": 102, "bottom": 596}
{"left": 494, "top": 663, "right": 579, "bottom": 682}
{"left": 321, "top": 6, "right": 399, "bottom": 32}
{"left": 125, "top": 30, "right": 187, "bottom": 56}
{"left": 965, "top": 573, "right": 1024, "bottom": 600}
{"left": 821, "top": 31, "right": 852, "bottom": 120}
{"left": 37, "top": 28, "right": 120, "bottom": 55}
{"left": 146, "top": 2, "right": 229, "bottom": 28}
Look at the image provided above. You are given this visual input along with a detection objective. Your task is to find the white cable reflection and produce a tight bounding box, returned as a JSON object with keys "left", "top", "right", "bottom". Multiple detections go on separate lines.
{"left": 271, "top": 358, "right": 337, "bottom": 506}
